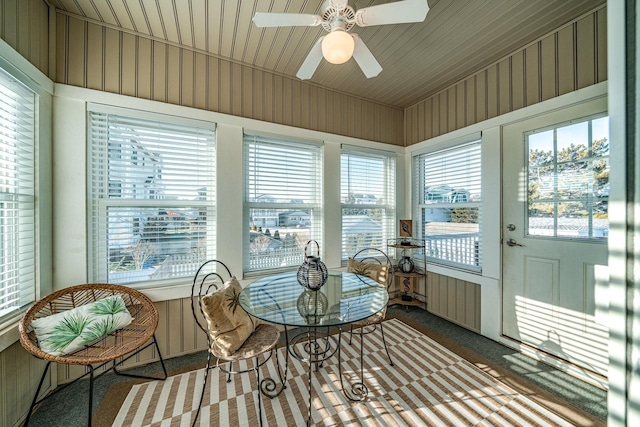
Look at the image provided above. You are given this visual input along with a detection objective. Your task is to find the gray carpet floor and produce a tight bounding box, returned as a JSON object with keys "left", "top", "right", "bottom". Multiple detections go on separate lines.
{"left": 25, "top": 306, "right": 607, "bottom": 426}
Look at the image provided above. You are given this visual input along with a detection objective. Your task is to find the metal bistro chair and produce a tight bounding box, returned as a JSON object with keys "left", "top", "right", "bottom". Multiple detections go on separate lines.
{"left": 191, "top": 260, "right": 284, "bottom": 427}
{"left": 347, "top": 247, "right": 394, "bottom": 366}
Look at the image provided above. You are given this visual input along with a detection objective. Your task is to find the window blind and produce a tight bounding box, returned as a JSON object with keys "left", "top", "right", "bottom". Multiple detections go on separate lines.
{"left": 413, "top": 140, "right": 482, "bottom": 270}
{"left": 0, "top": 69, "right": 36, "bottom": 319}
{"left": 89, "top": 111, "right": 216, "bottom": 285}
{"left": 243, "top": 134, "right": 322, "bottom": 274}
{"left": 341, "top": 148, "right": 395, "bottom": 259}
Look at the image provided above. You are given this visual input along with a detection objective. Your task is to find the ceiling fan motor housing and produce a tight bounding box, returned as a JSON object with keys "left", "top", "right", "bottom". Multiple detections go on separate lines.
{"left": 320, "top": 1, "right": 356, "bottom": 33}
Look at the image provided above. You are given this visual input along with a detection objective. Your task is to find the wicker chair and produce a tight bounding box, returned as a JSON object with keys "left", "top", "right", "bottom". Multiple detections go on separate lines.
{"left": 347, "top": 247, "right": 394, "bottom": 366}
{"left": 191, "top": 260, "right": 284, "bottom": 427}
{"left": 18, "top": 283, "right": 168, "bottom": 427}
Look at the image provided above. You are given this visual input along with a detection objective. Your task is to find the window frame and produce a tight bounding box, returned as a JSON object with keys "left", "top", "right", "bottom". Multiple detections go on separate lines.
{"left": 87, "top": 106, "right": 217, "bottom": 288}
{"left": 340, "top": 146, "right": 396, "bottom": 261}
{"left": 243, "top": 134, "right": 323, "bottom": 276}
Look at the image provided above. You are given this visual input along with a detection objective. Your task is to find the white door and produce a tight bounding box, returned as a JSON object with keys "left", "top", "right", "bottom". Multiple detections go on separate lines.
{"left": 502, "top": 97, "right": 609, "bottom": 378}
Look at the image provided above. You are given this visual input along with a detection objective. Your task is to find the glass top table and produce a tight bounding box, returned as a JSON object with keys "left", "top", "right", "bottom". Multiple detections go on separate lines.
{"left": 239, "top": 270, "right": 389, "bottom": 426}
{"left": 239, "top": 270, "right": 388, "bottom": 328}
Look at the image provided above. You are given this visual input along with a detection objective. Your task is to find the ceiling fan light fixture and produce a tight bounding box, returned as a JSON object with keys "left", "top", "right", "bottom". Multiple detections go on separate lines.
{"left": 321, "top": 29, "right": 354, "bottom": 64}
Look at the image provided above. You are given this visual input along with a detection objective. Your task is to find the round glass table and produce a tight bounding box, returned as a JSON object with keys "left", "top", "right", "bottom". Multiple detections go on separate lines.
{"left": 239, "top": 270, "right": 388, "bottom": 425}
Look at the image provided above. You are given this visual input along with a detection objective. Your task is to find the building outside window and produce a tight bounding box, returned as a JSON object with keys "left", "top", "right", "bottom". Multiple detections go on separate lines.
{"left": 244, "top": 134, "right": 322, "bottom": 274}
{"left": 413, "top": 140, "right": 482, "bottom": 271}
{"left": 89, "top": 108, "right": 216, "bottom": 285}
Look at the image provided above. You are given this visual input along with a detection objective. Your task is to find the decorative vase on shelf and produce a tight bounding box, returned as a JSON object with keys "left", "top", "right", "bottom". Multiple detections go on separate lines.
{"left": 398, "top": 254, "right": 414, "bottom": 274}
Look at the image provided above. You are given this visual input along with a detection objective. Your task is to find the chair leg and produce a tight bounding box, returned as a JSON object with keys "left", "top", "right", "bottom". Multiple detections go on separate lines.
{"left": 378, "top": 322, "right": 394, "bottom": 366}
{"left": 88, "top": 364, "right": 95, "bottom": 427}
{"left": 192, "top": 352, "right": 213, "bottom": 427}
{"left": 23, "top": 361, "right": 52, "bottom": 427}
{"left": 227, "top": 362, "right": 233, "bottom": 383}
{"left": 255, "top": 356, "right": 263, "bottom": 427}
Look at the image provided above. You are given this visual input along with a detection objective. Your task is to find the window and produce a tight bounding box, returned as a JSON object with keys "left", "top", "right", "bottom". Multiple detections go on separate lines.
{"left": 527, "top": 116, "right": 609, "bottom": 239}
{"left": 0, "top": 69, "right": 36, "bottom": 319}
{"left": 413, "top": 140, "right": 482, "bottom": 271}
{"left": 244, "top": 134, "right": 322, "bottom": 274}
{"left": 89, "top": 109, "right": 216, "bottom": 285}
{"left": 341, "top": 147, "right": 395, "bottom": 259}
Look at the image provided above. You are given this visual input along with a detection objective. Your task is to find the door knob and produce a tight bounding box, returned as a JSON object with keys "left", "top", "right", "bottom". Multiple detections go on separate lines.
{"left": 506, "top": 238, "right": 523, "bottom": 247}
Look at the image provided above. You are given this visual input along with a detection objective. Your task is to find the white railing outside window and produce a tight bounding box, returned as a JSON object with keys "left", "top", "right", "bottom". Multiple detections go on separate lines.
{"left": 413, "top": 140, "right": 482, "bottom": 271}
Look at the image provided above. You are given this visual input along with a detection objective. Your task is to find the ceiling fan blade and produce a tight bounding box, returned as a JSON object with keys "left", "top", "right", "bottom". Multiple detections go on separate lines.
{"left": 296, "top": 37, "right": 325, "bottom": 80}
{"left": 351, "top": 34, "right": 382, "bottom": 78}
{"left": 253, "top": 12, "right": 321, "bottom": 28}
{"left": 355, "top": 0, "right": 429, "bottom": 27}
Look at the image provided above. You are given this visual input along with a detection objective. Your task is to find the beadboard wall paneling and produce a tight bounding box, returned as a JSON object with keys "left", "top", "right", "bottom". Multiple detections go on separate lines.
{"left": 0, "top": 0, "right": 49, "bottom": 75}
{"left": 405, "top": 8, "right": 608, "bottom": 145}
{"left": 0, "top": 340, "right": 50, "bottom": 427}
{"left": 58, "top": 297, "right": 208, "bottom": 383}
{"left": 427, "top": 272, "right": 481, "bottom": 333}
{"left": 55, "top": 13, "right": 404, "bottom": 146}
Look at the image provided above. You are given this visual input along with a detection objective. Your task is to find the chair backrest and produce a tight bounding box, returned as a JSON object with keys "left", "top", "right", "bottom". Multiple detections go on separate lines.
{"left": 191, "top": 259, "right": 233, "bottom": 335}
{"left": 352, "top": 248, "right": 393, "bottom": 288}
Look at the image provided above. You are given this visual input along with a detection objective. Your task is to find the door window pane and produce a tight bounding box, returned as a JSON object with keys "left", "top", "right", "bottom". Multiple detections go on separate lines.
{"left": 526, "top": 116, "right": 609, "bottom": 239}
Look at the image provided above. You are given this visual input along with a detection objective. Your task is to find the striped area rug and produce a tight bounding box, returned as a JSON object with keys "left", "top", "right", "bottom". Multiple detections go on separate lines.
{"left": 111, "top": 319, "right": 601, "bottom": 426}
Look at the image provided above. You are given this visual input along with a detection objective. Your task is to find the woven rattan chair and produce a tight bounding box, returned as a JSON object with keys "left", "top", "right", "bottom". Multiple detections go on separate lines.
{"left": 191, "top": 260, "right": 284, "bottom": 427}
{"left": 347, "top": 247, "right": 394, "bottom": 366}
{"left": 18, "top": 283, "right": 168, "bottom": 426}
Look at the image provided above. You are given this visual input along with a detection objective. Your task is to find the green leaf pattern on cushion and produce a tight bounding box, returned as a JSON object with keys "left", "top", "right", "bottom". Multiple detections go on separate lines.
{"left": 88, "top": 296, "right": 128, "bottom": 315}
{"left": 225, "top": 286, "right": 241, "bottom": 315}
{"left": 31, "top": 295, "right": 134, "bottom": 356}
{"left": 46, "top": 313, "right": 91, "bottom": 352}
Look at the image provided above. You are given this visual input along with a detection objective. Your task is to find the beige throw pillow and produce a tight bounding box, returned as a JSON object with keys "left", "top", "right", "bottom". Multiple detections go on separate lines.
{"left": 347, "top": 258, "right": 390, "bottom": 287}
{"left": 200, "top": 277, "right": 257, "bottom": 357}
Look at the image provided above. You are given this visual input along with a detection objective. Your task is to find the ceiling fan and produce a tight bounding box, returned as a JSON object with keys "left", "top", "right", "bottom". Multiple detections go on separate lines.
{"left": 253, "top": 0, "right": 429, "bottom": 80}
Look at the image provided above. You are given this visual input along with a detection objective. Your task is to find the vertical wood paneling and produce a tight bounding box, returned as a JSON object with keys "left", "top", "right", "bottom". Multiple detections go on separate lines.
{"left": 525, "top": 43, "right": 540, "bottom": 107}
{"left": 486, "top": 64, "right": 498, "bottom": 119}
{"left": 243, "top": 66, "right": 254, "bottom": 119}
{"left": 121, "top": 32, "right": 137, "bottom": 97}
{"left": 476, "top": 71, "right": 487, "bottom": 122}
{"left": 447, "top": 87, "right": 456, "bottom": 133}
{"left": 67, "top": 17, "right": 86, "bottom": 87}
{"left": 456, "top": 82, "right": 465, "bottom": 129}
{"left": 403, "top": 7, "right": 606, "bottom": 145}
{"left": 540, "top": 35, "right": 556, "bottom": 101}
{"left": 54, "top": 14, "right": 403, "bottom": 145}
{"left": 498, "top": 58, "right": 511, "bottom": 115}
{"left": 426, "top": 272, "right": 481, "bottom": 332}
{"left": 577, "top": 15, "right": 596, "bottom": 90}
{"left": 596, "top": 8, "right": 607, "bottom": 82}
{"left": 180, "top": 49, "right": 194, "bottom": 107}
{"left": 57, "top": 13, "right": 69, "bottom": 81}
{"left": 511, "top": 51, "right": 525, "bottom": 110}
{"left": 152, "top": 41, "right": 167, "bottom": 102}
{"left": 136, "top": 38, "right": 153, "bottom": 99}
{"left": 85, "top": 23, "right": 103, "bottom": 90}
{"left": 557, "top": 25, "right": 575, "bottom": 95}
{"left": 2, "top": 0, "right": 18, "bottom": 48}
{"left": 166, "top": 44, "right": 181, "bottom": 105}
{"left": 466, "top": 76, "right": 475, "bottom": 126}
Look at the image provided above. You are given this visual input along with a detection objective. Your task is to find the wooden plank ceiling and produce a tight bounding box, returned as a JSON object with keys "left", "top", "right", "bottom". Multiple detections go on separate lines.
{"left": 48, "top": 0, "right": 605, "bottom": 109}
